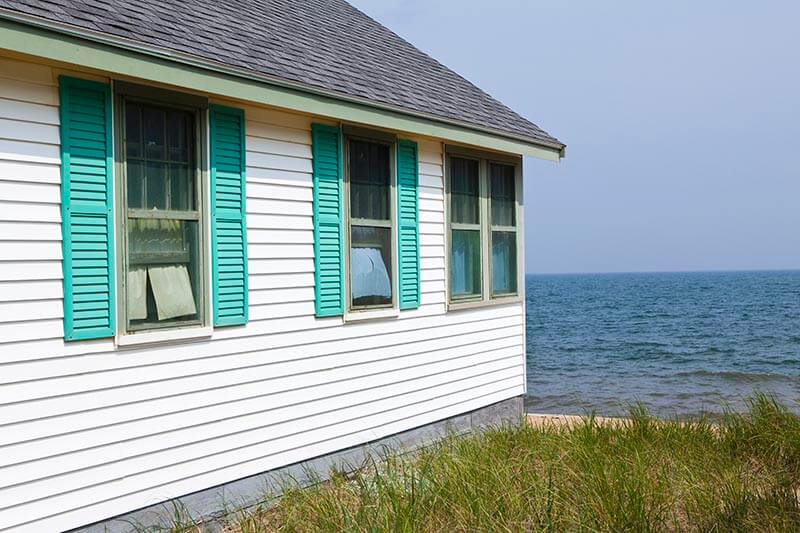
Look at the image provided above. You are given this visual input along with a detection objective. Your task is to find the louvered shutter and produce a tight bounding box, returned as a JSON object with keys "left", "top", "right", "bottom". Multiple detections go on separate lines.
{"left": 397, "top": 139, "right": 420, "bottom": 310}
{"left": 59, "top": 76, "right": 116, "bottom": 341}
{"left": 311, "top": 123, "right": 345, "bottom": 317}
{"left": 210, "top": 105, "right": 248, "bottom": 326}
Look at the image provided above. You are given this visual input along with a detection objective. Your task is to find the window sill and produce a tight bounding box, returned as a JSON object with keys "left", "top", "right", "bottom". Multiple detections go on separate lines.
{"left": 116, "top": 326, "right": 213, "bottom": 348}
{"left": 447, "top": 295, "right": 522, "bottom": 312}
{"left": 344, "top": 307, "right": 400, "bottom": 323}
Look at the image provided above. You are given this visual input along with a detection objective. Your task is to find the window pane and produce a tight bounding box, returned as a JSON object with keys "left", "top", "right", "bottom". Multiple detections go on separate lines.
{"left": 451, "top": 229, "right": 481, "bottom": 298}
{"left": 490, "top": 163, "right": 515, "bottom": 227}
{"left": 349, "top": 139, "right": 390, "bottom": 220}
{"left": 127, "top": 218, "right": 200, "bottom": 326}
{"left": 450, "top": 157, "right": 479, "bottom": 224}
{"left": 143, "top": 107, "right": 166, "bottom": 160}
{"left": 167, "top": 111, "right": 190, "bottom": 163}
{"left": 125, "top": 104, "right": 142, "bottom": 158}
{"left": 145, "top": 161, "right": 168, "bottom": 210}
{"left": 126, "top": 159, "right": 144, "bottom": 209}
{"left": 351, "top": 225, "right": 392, "bottom": 307}
{"left": 169, "top": 163, "right": 193, "bottom": 211}
{"left": 492, "top": 231, "right": 517, "bottom": 296}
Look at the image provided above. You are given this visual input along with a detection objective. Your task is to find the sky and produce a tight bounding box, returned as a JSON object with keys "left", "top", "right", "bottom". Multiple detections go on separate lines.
{"left": 348, "top": 0, "right": 800, "bottom": 274}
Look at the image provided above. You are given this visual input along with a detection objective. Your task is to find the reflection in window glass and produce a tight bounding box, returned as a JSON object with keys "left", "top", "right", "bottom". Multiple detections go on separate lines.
{"left": 450, "top": 157, "right": 479, "bottom": 224}
{"left": 127, "top": 160, "right": 143, "bottom": 208}
{"left": 125, "top": 103, "right": 195, "bottom": 213}
{"left": 451, "top": 229, "right": 481, "bottom": 298}
{"left": 492, "top": 231, "right": 517, "bottom": 296}
{"left": 490, "top": 163, "right": 515, "bottom": 227}
{"left": 351, "top": 225, "right": 392, "bottom": 307}
{"left": 349, "top": 140, "right": 390, "bottom": 221}
{"left": 145, "top": 161, "right": 168, "bottom": 210}
{"left": 143, "top": 107, "right": 166, "bottom": 160}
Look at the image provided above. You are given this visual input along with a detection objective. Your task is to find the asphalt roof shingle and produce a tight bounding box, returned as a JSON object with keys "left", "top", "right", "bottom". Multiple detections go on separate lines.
{"left": 0, "top": 0, "right": 563, "bottom": 148}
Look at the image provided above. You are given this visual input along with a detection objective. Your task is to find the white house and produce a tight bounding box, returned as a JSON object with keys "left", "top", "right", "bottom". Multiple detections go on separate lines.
{"left": 0, "top": 1, "right": 565, "bottom": 531}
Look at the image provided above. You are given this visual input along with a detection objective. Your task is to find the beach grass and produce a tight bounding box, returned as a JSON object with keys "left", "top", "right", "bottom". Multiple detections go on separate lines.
{"left": 170, "top": 393, "right": 800, "bottom": 532}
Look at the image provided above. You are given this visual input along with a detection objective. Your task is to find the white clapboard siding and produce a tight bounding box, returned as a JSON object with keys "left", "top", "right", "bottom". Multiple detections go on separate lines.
{"left": 1, "top": 333, "right": 522, "bottom": 461}
{"left": 0, "top": 59, "right": 526, "bottom": 533}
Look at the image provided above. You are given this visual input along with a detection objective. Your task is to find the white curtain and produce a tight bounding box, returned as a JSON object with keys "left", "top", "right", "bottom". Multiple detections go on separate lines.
{"left": 451, "top": 231, "right": 477, "bottom": 296}
{"left": 148, "top": 265, "right": 197, "bottom": 320}
{"left": 127, "top": 267, "right": 148, "bottom": 320}
{"left": 351, "top": 247, "right": 391, "bottom": 300}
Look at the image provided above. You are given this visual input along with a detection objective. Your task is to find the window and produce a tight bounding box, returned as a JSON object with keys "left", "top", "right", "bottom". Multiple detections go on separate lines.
{"left": 490, "top": 162, "right": 518, "bottom": 296}
{"left": 450, "top": 157, "right": 482, "bottom": 300}
{"left": 119, "top": 96, "right": 204, "bottom": 332}
{"left": 346, "top": 137, "right": 395, "bottom": 310}
{"left": 447, "top": 149, "right": 521, "bottom": 306}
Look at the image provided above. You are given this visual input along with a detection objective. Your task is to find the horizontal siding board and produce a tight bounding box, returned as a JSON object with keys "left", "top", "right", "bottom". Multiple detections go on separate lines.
{"left": 419, "top": 173, "right": 443, "bottom": 189}
{"left": 0, "top": 76, "right": 57, "bottom": 106}
{"left": 248, "top": 272, "right": 314, "bottom": 290}
{"left": 246, "top": 135, "right": 311, "bottom": 159}
{"left": 0, "top": 279, "right": 62, "bottom": 302}
{"left": 243, "top": 107, "right": 311, "bottom": 131}
{"left": 0, "top": 201, "right": 61, "bottom": 223}
{"left": 247, "top": 228, "right": 312, "bottom": 245}
{"left": 247, "top": 121, "right": 310, "bottom": 145}
{"left": 0, "top": 160, "right": 60, "bottom": 184}
{"left": 0, "top": 97, "right": 59, "bottom": 125}
{"left": 245, "top": 182, "right": 312, "bottom": 202}
{"left": 0, "top": 117, "right": 60, "bottom": 144}
{"left": 247, "top": 151, "right": 312, "bottom": 173}
{"left": 246, "top": 198, "right": 312, "bottom": 216}
{"left": 0, "top": 180, "right": 60, "bottom": 203}
{"left": 0, "top": 59, "right": 54, "bottom": 86}
{"left": 0, "top": 137, "right": 60, "bottom": 164}
{"left": 246, "top": 166, "right": 311, "bottom": 187}
{"left": 0, "top": 221, "right": 62, "bottom": 241}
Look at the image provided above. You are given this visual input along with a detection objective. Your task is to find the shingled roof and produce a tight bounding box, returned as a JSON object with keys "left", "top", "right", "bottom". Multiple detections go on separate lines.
{"left": 0, "top": 0, "right": 563, "bottom": 149}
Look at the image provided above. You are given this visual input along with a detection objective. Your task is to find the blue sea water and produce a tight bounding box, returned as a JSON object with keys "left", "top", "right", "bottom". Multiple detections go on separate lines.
{"left": 524, "top": 270, "right": 800, "bottom": 417}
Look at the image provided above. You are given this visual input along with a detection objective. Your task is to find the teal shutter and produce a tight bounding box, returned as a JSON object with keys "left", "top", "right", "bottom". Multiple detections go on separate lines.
{"left": 397, "top": 139, "right": 420, "bottom": 310}
{"left": 59, "top": 76, "right": 115, "bottom": 341}
{"left": 210, "top": 105, "right": 248, "bottom": 326}
{"left": 311, "top": 123, "right": 345, "bottom": 317}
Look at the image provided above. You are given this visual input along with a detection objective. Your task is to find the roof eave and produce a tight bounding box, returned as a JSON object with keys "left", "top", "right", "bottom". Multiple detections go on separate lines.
{"left": 0, "top": 8, "right": 565, "bottom": 161}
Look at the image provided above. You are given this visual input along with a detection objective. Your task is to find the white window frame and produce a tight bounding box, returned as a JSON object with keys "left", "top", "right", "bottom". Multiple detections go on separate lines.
{"left": 445, "top": 145, "right": 523, "bottom": 310}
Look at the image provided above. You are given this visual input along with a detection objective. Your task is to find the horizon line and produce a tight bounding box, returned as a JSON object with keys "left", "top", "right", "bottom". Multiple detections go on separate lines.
{"left": 526, "top": 267, "right": 800, "bottom": 276}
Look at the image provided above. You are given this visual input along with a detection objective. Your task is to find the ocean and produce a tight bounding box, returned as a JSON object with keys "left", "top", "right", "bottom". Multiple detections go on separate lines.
{"left": 524, "top": 270, "right": 800, "bottom": 417}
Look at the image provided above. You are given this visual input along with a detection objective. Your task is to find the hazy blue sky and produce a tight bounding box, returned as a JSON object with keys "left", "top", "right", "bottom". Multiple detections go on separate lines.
{"left": 349, "top": 0, "right": 800, "bottom": 274}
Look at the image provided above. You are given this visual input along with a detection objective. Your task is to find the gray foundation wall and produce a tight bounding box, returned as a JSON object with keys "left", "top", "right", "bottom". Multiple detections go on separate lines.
{"left": 72, "top": 396, "right": 523, "bottom": 533}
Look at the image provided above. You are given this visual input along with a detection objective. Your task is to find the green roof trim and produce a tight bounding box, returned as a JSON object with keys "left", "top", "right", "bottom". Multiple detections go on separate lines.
{"left": 0, "top": 17, "right": 563, "bottom": 161}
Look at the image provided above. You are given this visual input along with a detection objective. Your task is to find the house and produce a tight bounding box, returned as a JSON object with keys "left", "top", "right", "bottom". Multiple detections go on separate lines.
{"left": 0, "top": 1, "right": 564, "bottom": 531}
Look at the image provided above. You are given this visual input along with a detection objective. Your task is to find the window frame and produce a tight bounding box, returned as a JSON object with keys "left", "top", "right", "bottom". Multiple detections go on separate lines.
{"left": 445, "top": 145, "right": 523, "bottom": 310}
{"left": 343, "top": 129, "right": 399, "bottom": 314}
{"left": 113, "top": 82, "right": 210, "bottom": 336}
